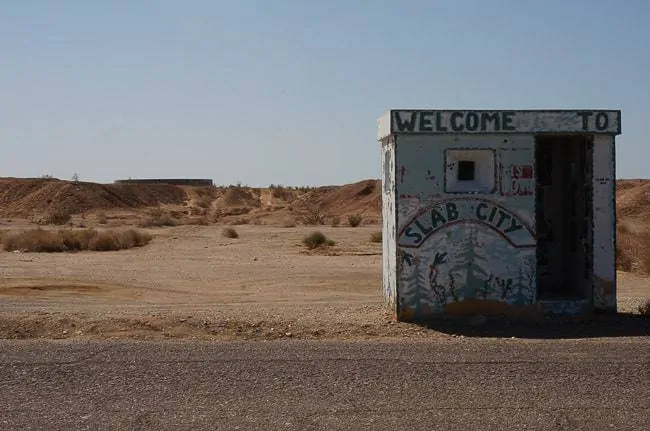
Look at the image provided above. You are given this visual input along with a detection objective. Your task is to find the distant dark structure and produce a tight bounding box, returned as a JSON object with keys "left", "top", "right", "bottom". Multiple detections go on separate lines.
{"left": 114, "top": 178, "right": 214, "bottom": 187}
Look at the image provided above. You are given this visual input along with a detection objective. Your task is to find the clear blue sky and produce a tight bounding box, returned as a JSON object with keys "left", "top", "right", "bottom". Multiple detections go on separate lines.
{"left": 2, "top": 0, "right": 648, "bottom": 186}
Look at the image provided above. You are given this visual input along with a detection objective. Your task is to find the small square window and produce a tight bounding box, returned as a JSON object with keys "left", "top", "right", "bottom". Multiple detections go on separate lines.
{"left": 445, "top": 149, "right": 496, "bottom": 194}
{"left": 457, "top": 161, "right": 475, "bottom": 181}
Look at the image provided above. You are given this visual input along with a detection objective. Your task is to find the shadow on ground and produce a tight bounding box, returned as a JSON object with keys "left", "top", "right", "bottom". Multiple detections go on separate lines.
{"left": 415, "top": 313, "right": 650, "bottom": 339}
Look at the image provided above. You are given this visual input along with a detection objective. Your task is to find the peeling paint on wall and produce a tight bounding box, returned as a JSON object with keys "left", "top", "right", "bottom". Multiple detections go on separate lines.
{"left": 381, "top": 137, "right": 397, "bottom": 314}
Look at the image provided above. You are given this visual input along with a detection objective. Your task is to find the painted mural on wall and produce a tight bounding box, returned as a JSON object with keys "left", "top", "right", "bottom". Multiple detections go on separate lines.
{"left": 396, "top": 198, "right": 536, "bottom": 316}
{"left": 391, "top": 135, "right": 538, "bottom": 317}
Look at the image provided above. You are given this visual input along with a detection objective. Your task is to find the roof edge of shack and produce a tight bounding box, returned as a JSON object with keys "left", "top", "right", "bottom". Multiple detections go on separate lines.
{"left": 377, "top": 109, "right": 622, "bottom": 140}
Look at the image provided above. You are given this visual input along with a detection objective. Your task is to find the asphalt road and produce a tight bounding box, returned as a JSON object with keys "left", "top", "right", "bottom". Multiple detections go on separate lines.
{"left": 1, "top": 338, "right": 649, "bottom": 430}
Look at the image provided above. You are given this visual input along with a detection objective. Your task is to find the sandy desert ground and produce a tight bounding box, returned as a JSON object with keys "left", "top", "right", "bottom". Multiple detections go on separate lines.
{"left": 1, "top": 221, "right": 649, "bottom": 341}
{"left": 0, "top": 223, "right": 389, "bottom": 339}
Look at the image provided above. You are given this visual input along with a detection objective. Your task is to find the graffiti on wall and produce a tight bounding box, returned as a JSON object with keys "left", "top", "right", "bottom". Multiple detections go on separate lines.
{"left": 397, "top": 198, "right": 536, "bottom": 315}
{"left": 392, "top": 136, "right": 538, "bottom": 318}
{"left": 501, "top": 164, "right": 534, "bottom": 196}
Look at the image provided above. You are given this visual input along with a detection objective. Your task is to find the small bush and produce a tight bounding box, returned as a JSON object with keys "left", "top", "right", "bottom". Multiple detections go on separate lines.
{"left": 639, "top": 299, "right": 650, "bottom": 316}
{"left": 88, "top": 231, "right": 124, "bottom": 251}
{"left": 348, "top": 214, "right": 363, "bottom": 227}
{"left": 1, "top": 228, "right": 152, "bottom": 252}
{"left": 43, "top": 210, "right": 72, "bottom": 226}
{"left": 302, "top": 231, "right": 335, "bottom": 249}
{"left": 370, "top": 230, "right": 382, "bottom": 243}
{"left": 138, "top": 208, "right": 180, "bottom": 228}
{"left": 222, "top": 227, "right": 239, "bottom": 239}
{"left": 331, "top": 216, "right": 341, "bottom": 227}
{"left": 4, "top": 228, "right": 65, "bottom": 252}
{"left": 302, "top": 207, "right": 325, "bottom": 225}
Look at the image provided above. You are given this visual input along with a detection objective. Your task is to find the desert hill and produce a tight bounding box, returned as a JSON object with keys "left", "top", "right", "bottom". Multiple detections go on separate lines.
{"left": 2, "top": 176, "right": 650, "bottom": 274}
{"left": 0, "top": 177, "right": 382, "bottom": 226}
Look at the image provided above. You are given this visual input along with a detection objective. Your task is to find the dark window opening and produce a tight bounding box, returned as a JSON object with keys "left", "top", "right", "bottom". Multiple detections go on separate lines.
{"left": 457, "top": 161, "right": 475, "bottom": 181}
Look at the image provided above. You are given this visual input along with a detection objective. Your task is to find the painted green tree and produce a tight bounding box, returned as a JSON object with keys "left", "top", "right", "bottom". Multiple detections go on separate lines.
{"left": 449, "top": 225, "right": 488, "bottom": 300}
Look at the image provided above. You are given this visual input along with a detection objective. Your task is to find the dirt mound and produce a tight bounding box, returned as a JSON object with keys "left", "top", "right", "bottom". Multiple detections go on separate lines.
{"left": 289, "top": 180, "right": 381, "bottom": 223}
{"left": 616, "top": 179, "right": 650, "bottom": 219}
{"left": 615, "top": 179, "right": 650, "bottom": 274}
{"left": 0, "top": 178, "right": 188, "bottom": 217}
{"left": 218, "top": 187, "right": 261, "bottom": 207}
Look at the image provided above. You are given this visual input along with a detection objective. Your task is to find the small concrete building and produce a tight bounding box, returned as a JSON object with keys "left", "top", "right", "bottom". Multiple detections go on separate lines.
{"left": 378, "top": 109, "right": 621, "bottom": 319}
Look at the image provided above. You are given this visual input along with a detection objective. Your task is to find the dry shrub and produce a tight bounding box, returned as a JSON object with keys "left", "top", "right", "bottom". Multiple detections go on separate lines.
{"left": 88, "top": 229, "right": 152, "bottom": 251}
{"left": 638, "top": 299, "right": 650, "bottom": 316}
{"left": 302, "top": 231, "right": 335, "bottom": 249}
{"left": 42, "top": 210, "right": 72, "bottom": 226}
{"left": 3, "top": 229, "right": 64, "bottom": 252}
{"left": 302, "top": 206, "right": 325, "bottom": 225}
{"left": 138, "top": 208, "right": 180, "bottom": 228}
{"left": 370, "top": 230, "right": 382, "bottom": 243}
{"left": 222, "top": 227, "right": 239, "bottom": 239}
{"left": 2, "top": 228, "right": 152, "bottom": 252}
{"left": 347, "top": 214, "right": 363, "bottom": 227}
{"left": 331, "top": 216, "right": 341, "bottom": 227}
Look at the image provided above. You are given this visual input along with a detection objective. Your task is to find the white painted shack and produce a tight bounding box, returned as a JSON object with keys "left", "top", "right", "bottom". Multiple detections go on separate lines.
{"left": 378, "top": 109, "right": 621, "bottom": 320}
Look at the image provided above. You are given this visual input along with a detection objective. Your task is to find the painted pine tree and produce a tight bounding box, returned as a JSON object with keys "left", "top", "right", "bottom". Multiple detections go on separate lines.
{"left": 397, "top": 256, "right": 443, "bottom": 317}
{"left": 449, "top": 225, "right": 489, "bottom": 300}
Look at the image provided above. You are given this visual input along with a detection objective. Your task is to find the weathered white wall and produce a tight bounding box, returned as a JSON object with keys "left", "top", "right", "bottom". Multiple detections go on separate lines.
{"left": 393, "top": 134, "right": 536, "bottom": 319}
{"left": 381, "top": 137, "right": 397, "bottom": 313}
{"left": 592, "top": 135, "right": 617, "bottom": 311}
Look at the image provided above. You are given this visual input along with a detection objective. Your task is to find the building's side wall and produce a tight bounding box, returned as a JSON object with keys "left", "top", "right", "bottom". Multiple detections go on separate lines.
{"left": 381, "top": 137, "right": 398, "bottom": 314}
{"left": 592, "top": 135, "right": 617, "bottom": 312}
{"left": 394, "top": 134, "right": 537, "bottom": 319}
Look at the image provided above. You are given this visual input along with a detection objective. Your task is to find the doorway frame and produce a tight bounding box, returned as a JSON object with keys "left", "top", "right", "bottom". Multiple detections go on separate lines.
{"left": 534, "top": 133, "right": 595, "bottom": 302}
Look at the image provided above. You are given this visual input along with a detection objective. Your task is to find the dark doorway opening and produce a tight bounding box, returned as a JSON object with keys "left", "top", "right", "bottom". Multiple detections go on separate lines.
{"left": 535, "top": 135, "right": 593, "bottom": 300}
